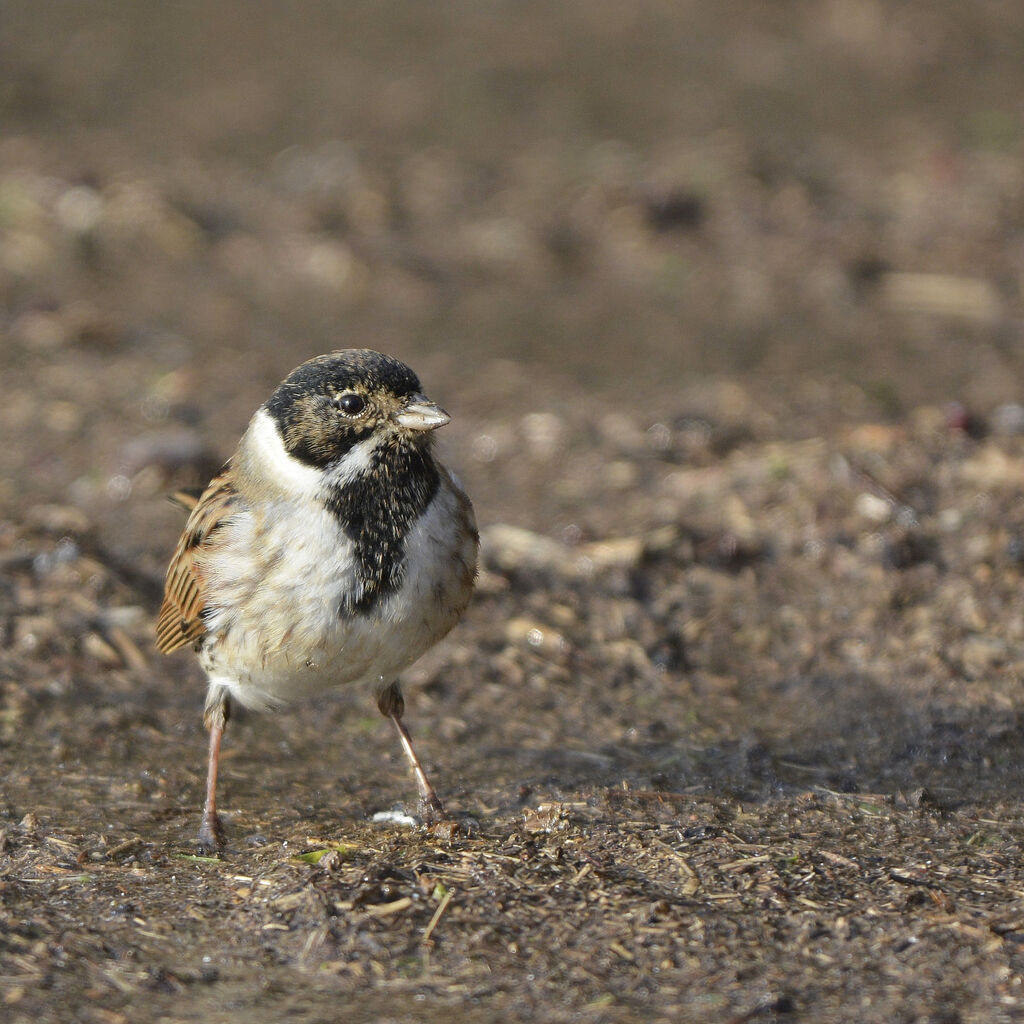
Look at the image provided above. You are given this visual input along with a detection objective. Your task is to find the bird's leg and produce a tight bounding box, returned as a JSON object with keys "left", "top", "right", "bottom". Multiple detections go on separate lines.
{"left": 377, "top": 681, "right": 445, "bottom": 822}
{"left": 198, "top": 689, "right": 230, "bottom": 854}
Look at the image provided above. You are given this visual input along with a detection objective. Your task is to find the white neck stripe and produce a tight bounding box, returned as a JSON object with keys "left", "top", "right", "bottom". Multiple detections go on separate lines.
{"left": 245, "top": 408, "right": 322, "bottom": 497}
{"left": 243, "top": 406, "right": 381, "bottom": 499}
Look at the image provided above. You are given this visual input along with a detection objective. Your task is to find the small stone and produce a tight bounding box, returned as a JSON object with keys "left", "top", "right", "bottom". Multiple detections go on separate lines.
{"left": 82, "top": 632, "right": 123, "bottom": 667}
{"left": 14, "top": 615, "right": 58, "bottom": 652}
{"left": 521, "top": 412, "right": 564, "bottom": 460}
{"left": 55, "top": 184, "right": 104, "bottom": 234}
{"left": 483, "top": 524, "right": 574, "bottom": 575}
{"left": 505, "top": 617, "right": 568, "bottom": 656}
{"left": 992, "top": 403, "right": 1024, "bottom": 436}
{"left": 855, "top": 492, "right": 893, "bottom": 523}
{"left": 960, "top": 634, "right": 1006, "bottom": 677}
{"left": 26, "top": 504, "right": 91, "bottom": 534}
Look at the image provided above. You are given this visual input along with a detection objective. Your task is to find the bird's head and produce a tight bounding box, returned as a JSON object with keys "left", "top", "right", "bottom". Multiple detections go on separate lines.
{"left": 263, "top": 349, "right": 450, "bottom": 470}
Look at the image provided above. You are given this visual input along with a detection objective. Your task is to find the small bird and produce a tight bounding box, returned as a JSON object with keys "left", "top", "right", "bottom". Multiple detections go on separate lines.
{"left": 156, "top": 350, "right": 478, "bottom": 853}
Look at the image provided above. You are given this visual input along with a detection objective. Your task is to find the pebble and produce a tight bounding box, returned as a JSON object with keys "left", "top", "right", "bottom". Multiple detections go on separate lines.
{"left": 505, "top": 617, "right": 569, "bottom": 656}
{"left": 482, "top": 523, "right": 652, "bottom": 579}
{"left": 960, "top": 634, "right": 1007, "bottom": 677}
{"left": 992, "top": 403, "right": 1024, "bottom": 436}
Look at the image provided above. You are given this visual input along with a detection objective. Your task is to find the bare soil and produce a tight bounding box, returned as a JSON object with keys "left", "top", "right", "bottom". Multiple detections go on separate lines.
{"left": 4, "top": 3, "right": 1024, "bottom": 1022}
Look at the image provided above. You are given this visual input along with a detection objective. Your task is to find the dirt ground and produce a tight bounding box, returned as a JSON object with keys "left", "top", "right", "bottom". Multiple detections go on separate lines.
{"left": 5, "top": 2, "right": 1024, "bottom": 1021}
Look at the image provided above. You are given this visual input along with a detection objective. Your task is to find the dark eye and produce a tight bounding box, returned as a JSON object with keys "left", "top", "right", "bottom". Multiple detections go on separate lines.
{"left": 334, "top": 392, "right": 366, "bottom": 416}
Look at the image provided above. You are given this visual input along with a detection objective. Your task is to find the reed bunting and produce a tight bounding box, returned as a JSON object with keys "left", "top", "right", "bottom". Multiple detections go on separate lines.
{"left": 156, "top": 350, "right": 478, "bottom": 853}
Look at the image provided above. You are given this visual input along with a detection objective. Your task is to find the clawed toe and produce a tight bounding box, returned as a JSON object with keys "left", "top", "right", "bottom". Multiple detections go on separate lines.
{"left": 198, "top": 812, "right": 225, "bottom": 856}
{"left": 418, "top": 793, "right": 447, "bottom": 825}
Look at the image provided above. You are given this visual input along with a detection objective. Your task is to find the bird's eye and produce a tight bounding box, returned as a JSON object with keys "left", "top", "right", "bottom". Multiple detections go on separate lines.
{"left": 334, "top": 392, "right": 366, "bottom": 416}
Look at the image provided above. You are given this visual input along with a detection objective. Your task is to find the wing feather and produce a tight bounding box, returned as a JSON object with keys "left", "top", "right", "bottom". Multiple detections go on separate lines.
{"left": 156, "top": 468, "right": 240, "bottom": 654}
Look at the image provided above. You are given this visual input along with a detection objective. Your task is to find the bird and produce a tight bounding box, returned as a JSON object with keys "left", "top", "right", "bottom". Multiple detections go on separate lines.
{"left": 155, "top": 349, "right": 478, "bottom": 853}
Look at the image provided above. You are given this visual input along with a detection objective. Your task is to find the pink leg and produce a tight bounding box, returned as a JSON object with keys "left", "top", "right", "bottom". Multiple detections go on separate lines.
{"left": 198, "top": 695, "right": 229, "bottom": 853}
{"left": 377, "top": 682, "right": 445, "bottom": 821}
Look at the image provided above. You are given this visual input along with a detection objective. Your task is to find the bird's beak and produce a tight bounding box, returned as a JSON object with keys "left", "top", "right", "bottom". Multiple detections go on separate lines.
{"left": 392, "top": 395, "right": 451, "bottom": 432}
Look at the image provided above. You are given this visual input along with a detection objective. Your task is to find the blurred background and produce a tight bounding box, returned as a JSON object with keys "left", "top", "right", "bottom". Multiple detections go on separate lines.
{"left": 1, "top": 0, "right": 1022, "bottom": 549}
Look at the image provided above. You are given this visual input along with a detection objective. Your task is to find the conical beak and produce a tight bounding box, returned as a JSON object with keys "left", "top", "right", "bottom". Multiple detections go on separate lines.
{"left": 392, "top": 395, "right": 451, "bottom": 432}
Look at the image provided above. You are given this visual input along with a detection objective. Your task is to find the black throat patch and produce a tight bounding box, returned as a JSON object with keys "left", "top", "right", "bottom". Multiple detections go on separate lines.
{"left": 323, "top": 440, "right": 440, "bottom": 615}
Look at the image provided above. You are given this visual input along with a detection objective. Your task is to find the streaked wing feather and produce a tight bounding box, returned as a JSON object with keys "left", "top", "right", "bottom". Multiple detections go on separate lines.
{"left": 156, "top": 468, "right": 240, "bottom": 654}
{"left": 166, "top": 487, "right": 203, "bottom": 513}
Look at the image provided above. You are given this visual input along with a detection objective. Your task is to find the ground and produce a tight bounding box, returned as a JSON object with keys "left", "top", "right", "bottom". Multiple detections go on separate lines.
{"left": 4, "top": 2, "right": 1024, "bottom": 1022}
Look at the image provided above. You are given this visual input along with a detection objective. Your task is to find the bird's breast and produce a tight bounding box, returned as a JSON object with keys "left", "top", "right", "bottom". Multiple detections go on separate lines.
{"left": 321, "top": 445, "right": 441, "bottom": 614}
{"left": 198, "top": 473, "right": 476, "bottom": 710}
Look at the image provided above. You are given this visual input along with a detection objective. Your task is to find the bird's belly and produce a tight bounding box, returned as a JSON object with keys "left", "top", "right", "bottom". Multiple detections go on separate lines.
{"left": 200, "top": 485, "right": 476, "bottom": 711}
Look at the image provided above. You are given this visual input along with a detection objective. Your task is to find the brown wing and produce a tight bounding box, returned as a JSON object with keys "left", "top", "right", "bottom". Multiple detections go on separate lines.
{"left": 155, "top": 467, "right": 240, "bottom": 654}
{"left": 166, "top": 487, "right": 204, "bottom": 513}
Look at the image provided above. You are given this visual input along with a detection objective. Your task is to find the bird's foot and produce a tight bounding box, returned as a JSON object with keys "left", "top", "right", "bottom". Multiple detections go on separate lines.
{"left": 419, "top": 794, "right": 471, "bottom": 839}
{"left": 197, "top": 811, "right": 226, "bottom": 856}
{"left": 418, "top": 792, "right": 447, "bottom": 825}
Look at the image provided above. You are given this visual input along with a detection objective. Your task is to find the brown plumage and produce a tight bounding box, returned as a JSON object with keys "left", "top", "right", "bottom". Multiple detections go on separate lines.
{"left": 155, "top": 470, "right": 240, "bottom": 655}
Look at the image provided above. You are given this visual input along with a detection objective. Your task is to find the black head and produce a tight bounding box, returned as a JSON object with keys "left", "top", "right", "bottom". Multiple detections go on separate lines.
{"left": 264, "top": 350, "right": 446, "bottom": 468}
